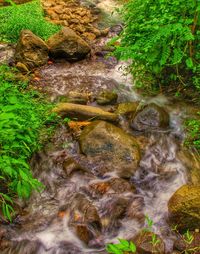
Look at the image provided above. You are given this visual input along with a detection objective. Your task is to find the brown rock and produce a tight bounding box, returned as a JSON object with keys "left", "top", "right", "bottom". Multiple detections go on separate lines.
{"left": 15, "top": 30, "right": 48, "bottom": 69}
{"left": 132, "top": 231, "right": 165, "bottom": 254}
{"left": 89, "top": 178, "right": 135, "bottom": 197}
{"left": 53, "top": 103, "right": 118, "bottom": 122}
{"left": 174, "top": 231, "right": 200, "bottom": 253}
{"left": 96, "top": 90, "right": 118, "bottom": 105}
{"left": 47, "top": 27, "right": 91, "bottom": 61}
{"left": 70, "top": 193, "right": 101, "bottom": 230}
{"left": 82, "top": 32, "right": 96, "bottom": 41}
{"left": 75, "top": 224, "right": 93, "bottom": 244}
{"left": 16, "top": 62, "right": 29, "bottom": 73}
{"left": 79, "top": 121, "right": 141, "bottom": 178}
{"left": 116, "top": 102, "right": 139, "bottom": 116}
{"left": 168, "top": 185, "right": 200, "bottom": 232}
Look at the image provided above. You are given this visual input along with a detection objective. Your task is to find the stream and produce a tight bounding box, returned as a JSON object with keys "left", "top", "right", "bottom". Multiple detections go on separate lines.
{"left": 0, "top": 0, "right": 200, "bottom": 253}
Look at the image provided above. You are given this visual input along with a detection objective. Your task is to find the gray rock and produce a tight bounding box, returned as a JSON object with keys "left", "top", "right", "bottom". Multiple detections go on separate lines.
{"left": 130, "top": 103, "right": 169, "bottom": 131}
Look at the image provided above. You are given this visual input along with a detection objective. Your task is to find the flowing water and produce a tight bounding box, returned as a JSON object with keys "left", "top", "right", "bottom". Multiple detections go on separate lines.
{"left": 1, "top": 0, "right": 199, "bottom": 253}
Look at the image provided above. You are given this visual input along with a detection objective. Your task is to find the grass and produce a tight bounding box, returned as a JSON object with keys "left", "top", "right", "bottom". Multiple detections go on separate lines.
{"left": 0, "top": 0, "right": 60, "bottom": 43}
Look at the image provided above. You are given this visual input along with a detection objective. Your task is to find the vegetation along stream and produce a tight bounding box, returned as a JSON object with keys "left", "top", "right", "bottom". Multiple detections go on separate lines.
{"left": 0, "top": 0, "right": 200, "bottom": 253}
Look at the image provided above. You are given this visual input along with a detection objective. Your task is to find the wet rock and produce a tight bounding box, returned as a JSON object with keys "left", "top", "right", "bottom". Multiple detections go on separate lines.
{"left": 102, "top": 197, "right": 129, "bottom": 221}
{"left": 1, "top": 239, "right": 44, "bottom": 254}
{"left": 53, "top": 103, "right": 118, "bottom": 122}
{"left": 88, "top": 178, "right": 135, "bottom": 197}
{"left": 174, "top": 231, "right": 200, "bottom": 253}
{"left": 132, "top": 231, "right": 165, "bottom": 254}
{"left": 96, "top": 90, "right": 118, "bottom": 105}
{"left": 0, "top": 43, "right": 15, "bottom": 65}
{"left": 15, "top": 30, "right": 49, "bottom": 70}
{"left": 177, "top": 149, "right": 200, "bottom": 186}
{"left": 79, "top": 121, "right": 141, "bottom": 178}
{"left": 130, "top": 103, "right": 169, "bottom": 131}
{"left": 62, "top": 157, "right": 88, "bottom": 175}
{"left": 75, "top": 224, "right": 93, "bottom": 244}
{"left": 168, "top": 185, "right": 200, "bottom": 232}
{"left": 115, "top": 102, "right": 139, "bottom": 116}
{"left": 126, "top": 197, "right": 145, "bottom": 224}
{"left": 47, "top": 27, "right": 91, "bottom": 61}
{"left": 70, "top": 193, "right": 101, "bottom": 230}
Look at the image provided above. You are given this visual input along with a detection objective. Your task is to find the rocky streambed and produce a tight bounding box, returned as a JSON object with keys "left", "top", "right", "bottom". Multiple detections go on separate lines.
{"left": 1, "top": 0, "right": 200, "bottom": 254}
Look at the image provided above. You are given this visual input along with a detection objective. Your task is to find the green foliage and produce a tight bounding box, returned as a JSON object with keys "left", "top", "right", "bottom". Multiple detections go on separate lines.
{"left": 183, "top": 230, "right": 194, "bottom": 245}
{"left": 0, "top": 0, "right": 60, "bottom": 43}
{"left": 0, "top": 65, "right": 56, "bottom": 221}
{"left": 184, "top": 113, "right": 200, "bottom": 150}
{"left": 113, "top": 0, "right": 200, "bottom": 93}
{"left": 106, "top": 239, "right": 136, "bottom": 254}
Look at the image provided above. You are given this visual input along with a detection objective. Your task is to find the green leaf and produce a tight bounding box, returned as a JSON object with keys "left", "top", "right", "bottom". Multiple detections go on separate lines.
{"left": 186, "top": 58, "right": 193, "bottom": 69}
{"left": 130, "top": 241, "right": 137, "bottom": 252}
{"left": 106, "top": 244, "right": 123, "bottom": 254}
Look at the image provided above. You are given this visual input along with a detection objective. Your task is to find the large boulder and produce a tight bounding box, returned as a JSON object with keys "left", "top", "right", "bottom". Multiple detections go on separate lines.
{"left": 79, "top": 121, "right": 141, "bottom": 178}
{"left": 130, "top": 103, "right": 169, "bottom": 131}
{"left": 47, "top": 27, "right": 91, "bottom": 61}
{"left": 53, "top": 103, "right": 118, "bottom": 122}
{"left": 14, "top": 30, "right": 49, "bottom": 69}
{"left": 168, "top": 185, "right": 200, "bottom": 231}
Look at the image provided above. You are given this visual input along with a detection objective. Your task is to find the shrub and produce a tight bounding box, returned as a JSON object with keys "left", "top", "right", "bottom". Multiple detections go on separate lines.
{"left": 0, "top": 65, "right": 55, "bottom": 221}
{"left": 184, "top": 113, "right": 200, "bottom": 150}
{"left": 0, "top": 0, "right": 60, "bottom": 43}
{"left": 113, "top": 0, "right": 200, "bottom": 93}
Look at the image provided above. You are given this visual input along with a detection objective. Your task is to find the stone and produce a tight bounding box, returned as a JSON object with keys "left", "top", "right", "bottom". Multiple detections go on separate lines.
{"left": 14, "top": 30, "right": 49, "bottom": 69}
{"left": 0, "top": 43, "right": 15, "bottom": 65}
{"left": 79, "top": 121, "right": 141, "bottom": 178}
{"left": 70, "top": 193, "right": 101, "bottom": 230}
{"left": 53, "top": 103, "right": 118, "bottom": 122}
{"left": 96, "top": 90, "right": 118, "bottom": 105}
{"left": 16, "top": 62, "right": 29, "bottom": 73}
{"left": 66, "top": 91, "right": 89, "bottom": 104}
{"left": 62, "top": 157, "right": 87, "bottom": 176}
{"left": 132, "top": 231, "right": 165, "bottom": 254}
{"left": 75, "top": 224, "right": 93, "bottom": 244}
{"left": 115, "top": 102, "right": 139, "bottom": 116}
{"left": 47, "top": 27, "right": 91, "bottom": 61}
{"left": 177, "top": 149, "right": 200, "bottom": 186}
{"left": 89, "top": 178, "right": 135, "bottom": 197}
{"left": 168, "top": 185, "right": 200, "bottom": 232}
{"left": 174, "top": 232, "right": 200, "bottom": 253}
{"left": 82, "top": 32, "right": 96, "bottom": 41}
{"left": 130, "top": 103, "right": 169, "bottom": 131}
{"left": 100, "top": 28, "right": 110, "bottom": 36}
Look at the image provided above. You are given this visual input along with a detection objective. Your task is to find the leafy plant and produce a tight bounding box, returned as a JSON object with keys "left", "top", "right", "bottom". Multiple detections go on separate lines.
{"left": 0, "top": 0, "right": 60, "bottom": 43}
{"left": 150, "top": 233, "right": 160, "bottom": 247}
{"left": 106, "top": 239, "right": 136, "bottom": 254}
{"left": 113, "top": 0, "right": 200, "bottom": 94}
{"left": 0, "top": 65, "right": 57, "bottom": 221}
{"left": 184, "top": 113, "right": 200, "bottom": 150}
{"left": 183, "top": 230, "right": 194, "bottom": 245}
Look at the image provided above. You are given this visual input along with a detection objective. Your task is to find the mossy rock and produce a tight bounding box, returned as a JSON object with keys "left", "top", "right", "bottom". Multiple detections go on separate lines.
{"left": 168, "top": 185, "right": 200, "bottom": 232}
